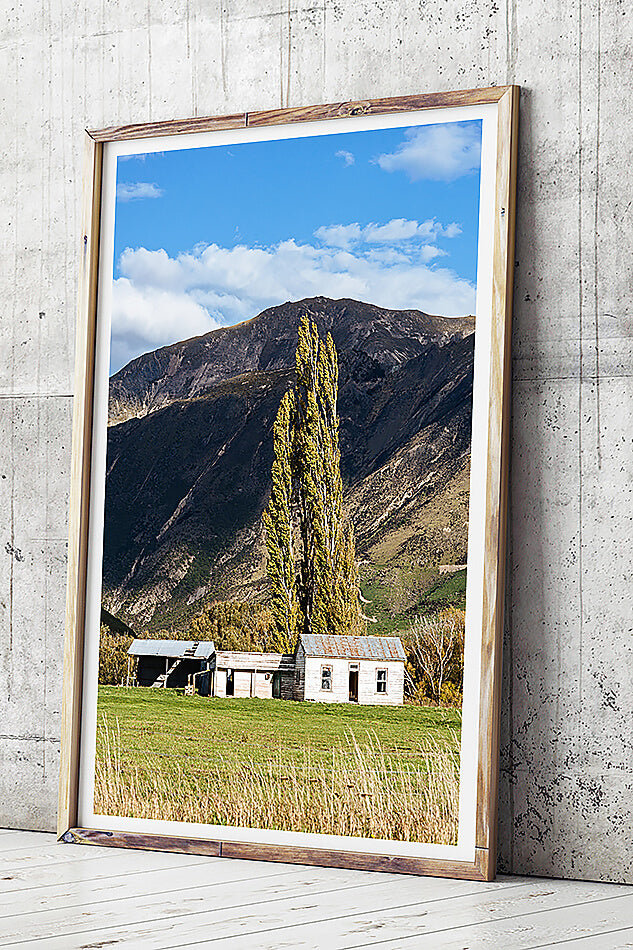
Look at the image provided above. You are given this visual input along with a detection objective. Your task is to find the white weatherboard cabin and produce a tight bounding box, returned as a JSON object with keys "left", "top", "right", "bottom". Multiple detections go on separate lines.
{"left": 294, "top": 634, "right": 406, "bottom": 706}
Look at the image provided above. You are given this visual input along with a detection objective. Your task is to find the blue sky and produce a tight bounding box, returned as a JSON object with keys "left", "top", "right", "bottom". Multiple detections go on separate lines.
{"left": 111, "top": 120, "right": 482, "bottom": 373}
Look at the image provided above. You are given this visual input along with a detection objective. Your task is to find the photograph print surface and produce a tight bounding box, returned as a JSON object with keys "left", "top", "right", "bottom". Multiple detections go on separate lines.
{"left": 92, "top": 114, "right": 483, "bottom": 846}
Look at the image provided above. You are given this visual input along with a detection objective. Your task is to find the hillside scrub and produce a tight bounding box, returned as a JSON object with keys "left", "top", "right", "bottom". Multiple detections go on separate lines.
{"left": 358, "top": 564, "right": 467, "bottom": 637}
{"left": 187, "top": 601, "right": 275, "bottom": 651}
{"left": 114, "top": 601, "right": 276, "bottom": 652}
{"left": 99, "top": 626, "right": 134, "bottom": 685}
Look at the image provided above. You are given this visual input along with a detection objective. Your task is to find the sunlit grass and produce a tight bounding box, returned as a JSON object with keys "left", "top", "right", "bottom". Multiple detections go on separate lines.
{"left": 94, "top": 688, "right": 461, "bottom": 844}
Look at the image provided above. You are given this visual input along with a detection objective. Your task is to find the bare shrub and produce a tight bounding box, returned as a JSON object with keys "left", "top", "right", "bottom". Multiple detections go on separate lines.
{"left": 404, "top": 607, "right": 465, "bottom": 706}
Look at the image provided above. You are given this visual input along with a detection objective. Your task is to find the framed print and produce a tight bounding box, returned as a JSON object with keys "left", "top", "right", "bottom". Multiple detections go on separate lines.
{"left": 59, "top": 86, "right": 519, "bottom": 880}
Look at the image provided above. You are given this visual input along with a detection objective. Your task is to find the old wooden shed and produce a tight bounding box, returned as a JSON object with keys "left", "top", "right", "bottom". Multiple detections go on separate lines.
{"left": 127, "top": 640, "right": 215, "bottom": 693}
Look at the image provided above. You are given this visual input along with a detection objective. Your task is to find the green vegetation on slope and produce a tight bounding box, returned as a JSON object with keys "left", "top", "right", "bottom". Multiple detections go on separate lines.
{"left": 359, "top": 563, "right": 466, "bottom": 637}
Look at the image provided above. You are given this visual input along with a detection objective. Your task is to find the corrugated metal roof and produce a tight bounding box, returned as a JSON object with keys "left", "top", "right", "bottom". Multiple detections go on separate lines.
{"left": 128, "top": 639, "right": 215, "bottom": 659}
{"left": 214, "top": 651, "right": 295, "bottom": 672}
{"left": 299, "top": 634, "right": 406, "bottom": 661}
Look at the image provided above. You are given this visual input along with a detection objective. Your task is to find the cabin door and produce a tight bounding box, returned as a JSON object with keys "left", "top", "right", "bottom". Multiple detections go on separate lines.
{"left": 348, "top": 668, "right": 359, "bottom": 703}
{"left": 272, "top": 671, "right": 281, "bottom": 699}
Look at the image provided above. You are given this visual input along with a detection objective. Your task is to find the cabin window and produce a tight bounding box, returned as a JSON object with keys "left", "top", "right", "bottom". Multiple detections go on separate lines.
{"left": 321, "top": 665, "right": 333, "bottom": 691}
{"left": 376, "top": 669, "right": 387, "bottom": 693}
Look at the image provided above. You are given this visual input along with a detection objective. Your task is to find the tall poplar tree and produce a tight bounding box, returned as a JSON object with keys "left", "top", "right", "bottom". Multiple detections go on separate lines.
{"left": 264, "top": 315, "right": 364, "bottom": 649}
{"left": 262, "top": 390, "right": 299, "bottom": 653}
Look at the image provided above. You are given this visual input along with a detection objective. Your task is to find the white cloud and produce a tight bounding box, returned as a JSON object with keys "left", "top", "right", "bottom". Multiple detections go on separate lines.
{"left": 336, "top": 149, "right": 355, "bottom": 167}
{"left": 377, "top": 123, "right": 481, "bottom": 182}
{"left": 443, "top": 222, "right": 463, "bottom": 238}
{"left": 416, "top": 245, "right": 446, "bottom": 263}
{"left": 363, "top": 247, "right": 411, "bottom": 265}
{"left": 315, "top": 217, "right": 460, "bottom": 249}
{"left": 110, "top": 277, "right": 219, "bottom": 370}
{"left": 314, "top": 223, "right": 362, "bottom": 248}
{"left": 364, "top": 218, "right": 436, "bottom": 244}
{"left": 362, "top": 219, "right": 420, "bottom": 242}
{"left": 116, "top": 182, "right": 164, "bottom": 202}
{"left": 111, "top": 228, "right": 475, "bottom": 372}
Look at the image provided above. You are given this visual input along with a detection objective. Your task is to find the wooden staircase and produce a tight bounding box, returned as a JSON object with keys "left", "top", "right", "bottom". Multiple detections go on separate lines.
{"left": 151, "top": 642, "right": 200, "bottom": 687}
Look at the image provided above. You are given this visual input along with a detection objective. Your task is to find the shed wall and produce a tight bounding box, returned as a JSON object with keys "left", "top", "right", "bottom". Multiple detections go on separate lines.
{"left": 303, "top": 657, "right": 350, "bottom": 704}
{"left": 293, "top": 645, "right": 306, "bottom": 701}
{"left": 136, "top": 656, "right": 166, "bottom": 688}
{"left": 252, "top": 671, "right": 274, "bottom": 699}
{"left": 233, "top": 671, "right": 251, "bottom": 698}
{"left": 358, "top": 662, "right": 404, "bottom": 706}
{"left": 279, "top": 673, "right": 295, "bottom": 701}
{"left": 214, "top": 669, "right": 227, "bottom": 698}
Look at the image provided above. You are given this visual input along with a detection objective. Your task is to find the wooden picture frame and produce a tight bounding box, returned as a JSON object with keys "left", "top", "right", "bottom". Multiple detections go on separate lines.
{"left": 59, "top": 86, "right": 519, "bottom": 881}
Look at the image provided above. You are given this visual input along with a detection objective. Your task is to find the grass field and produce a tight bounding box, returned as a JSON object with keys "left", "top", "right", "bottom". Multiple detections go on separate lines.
{"left": 95, "top": 687, "right": 462, "bottom": 844}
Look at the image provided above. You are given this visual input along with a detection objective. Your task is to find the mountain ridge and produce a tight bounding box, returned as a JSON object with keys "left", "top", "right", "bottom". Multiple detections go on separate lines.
{"left": 109, "top": 296, "right": 474, "bottom": 426}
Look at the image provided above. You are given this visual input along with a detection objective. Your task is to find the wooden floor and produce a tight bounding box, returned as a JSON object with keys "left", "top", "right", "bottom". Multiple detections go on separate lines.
{"left": 1, "top": 831, "right": 632, "bottom": 948}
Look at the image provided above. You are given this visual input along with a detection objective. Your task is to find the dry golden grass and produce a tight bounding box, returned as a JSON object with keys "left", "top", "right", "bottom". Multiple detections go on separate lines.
{"left": 95, "top": 717, "right": 460, "bottom": 844}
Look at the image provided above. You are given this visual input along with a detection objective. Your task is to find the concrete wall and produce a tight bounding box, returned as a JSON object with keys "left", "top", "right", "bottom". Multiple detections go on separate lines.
{"left": 1, "top": 0, "right": 631, "bottom": 882}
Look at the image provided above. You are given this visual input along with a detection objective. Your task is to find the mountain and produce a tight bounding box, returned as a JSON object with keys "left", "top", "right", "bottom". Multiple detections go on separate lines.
{"left": 108, "top": 297, "right": 473, "bottom": 426}
{"left": 102, "top": 297, "right": 474, "bottom": 631}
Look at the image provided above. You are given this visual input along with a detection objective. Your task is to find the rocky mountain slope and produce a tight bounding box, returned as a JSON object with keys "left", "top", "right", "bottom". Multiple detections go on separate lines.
{"left": 102, "top": 297, "right": 474, "bottom": 632}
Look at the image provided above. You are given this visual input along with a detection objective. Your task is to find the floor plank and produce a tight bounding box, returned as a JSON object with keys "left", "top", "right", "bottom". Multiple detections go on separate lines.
{"left": 338, "top": 896, "right": 633, "bottom": 950}
{"left": 0, "top": 843, "right": 118, "bottom": 874}
{"left": 0, "top": 832, "right": 630, "bottom": 950}
{"left": 0, "top": 847, "right": 229, "bottom": 894}
{"left": 0, "top": 858, "right": 301, "bottom": 917}
{"left": 0, "top": 833, "right": 57, "bottom": 852}
{"left": 0, "top": 857, "right": 426, "bottom": 923}
{"left": 1, "top": 877, "right": 619, "bottom": 948}
{"left": 0, "top": 865, "right": 523, "bottom": 943}
{"left": 529, "top": 930, "right": 633, "bottom": 949}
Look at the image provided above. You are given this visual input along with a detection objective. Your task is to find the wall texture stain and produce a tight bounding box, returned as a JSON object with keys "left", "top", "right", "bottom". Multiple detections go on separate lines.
{"left": 1, "top": 0, "right": 631, "bottom": 883}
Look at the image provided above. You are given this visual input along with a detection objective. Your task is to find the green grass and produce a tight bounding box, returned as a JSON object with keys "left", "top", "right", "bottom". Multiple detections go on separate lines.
{"left": 94, "top": 687, "right": 462, "bottom": 842}
{"left": 423, "top": 569, "right": 467, "bottom": 609}
{"left": 97, "top": 686, "right": 460, "bottom": 775}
